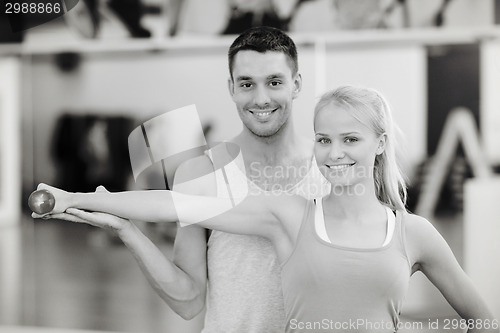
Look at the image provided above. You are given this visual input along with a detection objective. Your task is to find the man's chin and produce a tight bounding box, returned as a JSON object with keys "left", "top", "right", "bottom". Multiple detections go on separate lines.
{"left": 245, "top": 123, "right": 283, "bottom": 138}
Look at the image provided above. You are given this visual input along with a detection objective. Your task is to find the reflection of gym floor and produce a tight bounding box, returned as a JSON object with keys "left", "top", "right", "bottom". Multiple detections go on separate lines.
{"left": 1, "top": 213, "right": 465, "bottom": 333}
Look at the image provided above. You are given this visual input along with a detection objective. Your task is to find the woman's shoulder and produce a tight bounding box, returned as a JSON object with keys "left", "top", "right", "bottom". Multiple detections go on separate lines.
{"left": 401, "top": 212, "right": 446, "bottom": 261}
{"left": 401, "top": 212, "right": 437, "bottom": 238}
{"left": 401, "top": 211, "right": 429, "bottom": 226}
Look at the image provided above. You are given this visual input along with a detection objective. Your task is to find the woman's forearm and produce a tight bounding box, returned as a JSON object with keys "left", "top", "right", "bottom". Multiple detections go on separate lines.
{"left": 71, "top": 190, "right": 178, "bottom": 223}
{"left": 69, "top": 190, "right": 234, "bottom": 226}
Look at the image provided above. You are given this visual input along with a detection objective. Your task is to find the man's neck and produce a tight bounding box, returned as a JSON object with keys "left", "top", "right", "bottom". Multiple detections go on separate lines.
{"left": 233, "top": 125, "right": 308, "bottom": 165}
{"left": 230, "top": 124, "right": 313, "bottom": 191}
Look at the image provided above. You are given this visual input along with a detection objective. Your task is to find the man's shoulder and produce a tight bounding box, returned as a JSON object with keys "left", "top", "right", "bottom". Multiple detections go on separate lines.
{"left": 173, "top": 152, "right": 216, "bottom": 195}
{"left": 174, "top": 141, "right": 246, "bottom": 194}
{"left": 175, "top": 154, "right": 214, "bottom": 182}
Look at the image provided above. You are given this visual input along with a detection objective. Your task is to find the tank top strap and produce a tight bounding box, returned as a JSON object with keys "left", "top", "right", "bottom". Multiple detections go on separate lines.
{"left": 395, "top": 210, "right": 413, "bottom": 271}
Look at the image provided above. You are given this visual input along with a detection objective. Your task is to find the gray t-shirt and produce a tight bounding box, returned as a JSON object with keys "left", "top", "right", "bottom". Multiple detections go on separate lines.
{"left": 201, "top": 156, "right": 329, "bottom": 332}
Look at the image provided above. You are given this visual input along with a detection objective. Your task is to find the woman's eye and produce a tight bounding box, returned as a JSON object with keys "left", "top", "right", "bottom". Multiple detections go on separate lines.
{"left": 317, "top": 137, "right": 330, "bottom": 144}
{"left": 345, "top": 137, "right": 358, "bottom": 143}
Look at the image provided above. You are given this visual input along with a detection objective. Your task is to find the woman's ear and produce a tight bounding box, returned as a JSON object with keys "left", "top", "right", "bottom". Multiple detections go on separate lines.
{"left": 376, "top": 133, "right": 387, "bottom": 155}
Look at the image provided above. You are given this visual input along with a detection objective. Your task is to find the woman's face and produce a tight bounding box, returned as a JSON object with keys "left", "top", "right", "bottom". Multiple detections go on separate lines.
{"left": 313, "top": 103, "right": 385, "bottom": 190}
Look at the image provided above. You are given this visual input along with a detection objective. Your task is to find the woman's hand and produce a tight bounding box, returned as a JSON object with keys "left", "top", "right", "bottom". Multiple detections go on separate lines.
{"left": 30, "top": 183, "right": 72, "bottom": 218}
{"left": 33, "top": 185, "right": 133, "bottom": 233}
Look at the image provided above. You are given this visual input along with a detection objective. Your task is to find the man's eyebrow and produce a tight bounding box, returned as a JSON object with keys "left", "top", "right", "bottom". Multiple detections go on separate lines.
{"left": 235, "top": 76, "right": 252, "bottom": 81}
{"left": 235, "top": 74, "right": 285, "bottom": 81}
{"left": 267, "top": 74, "right": 286, "bottom": 80}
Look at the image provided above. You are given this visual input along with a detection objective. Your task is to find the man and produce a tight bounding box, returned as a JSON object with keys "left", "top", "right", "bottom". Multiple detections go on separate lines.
{"left": 60, "top": 27, "right": 329, "bottom": 332}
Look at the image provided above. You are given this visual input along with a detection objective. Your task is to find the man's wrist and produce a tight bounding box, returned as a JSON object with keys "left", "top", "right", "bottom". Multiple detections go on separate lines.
{"left": 114, "top": 219, "right": 137, "bottom": 239}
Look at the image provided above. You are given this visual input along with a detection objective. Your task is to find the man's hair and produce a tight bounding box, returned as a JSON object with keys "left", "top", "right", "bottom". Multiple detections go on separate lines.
{"left": 228, "top": 26, "right": 298, "bottom": 78}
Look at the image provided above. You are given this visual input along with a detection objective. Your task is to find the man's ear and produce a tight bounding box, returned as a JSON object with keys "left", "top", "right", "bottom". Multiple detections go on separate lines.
{"left": 376, "top": 133, "right": 387, "bottom": 155}
{"left": 228, "top": 77, "right": 235, "bottom": 98}
{"left": 292, "top": 73, "right": 302, "bottom": 100}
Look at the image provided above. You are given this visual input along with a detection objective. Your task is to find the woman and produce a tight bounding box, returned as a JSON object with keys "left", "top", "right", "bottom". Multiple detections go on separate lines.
{"left": 33, "top": 86, "right": 497, "bottom": 332}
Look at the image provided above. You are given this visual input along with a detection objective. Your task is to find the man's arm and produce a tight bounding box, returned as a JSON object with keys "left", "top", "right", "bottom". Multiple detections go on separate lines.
{"left": 54, "top": 185, "right": 206, "bottom": 320}
{"left": 171, "top": 224, "right": 208, "bottom": 319}
{"left": 167, "top": 154, "right": 217, "bottom": 319}
{"left": 119, "top": 220, "right": 206, "bottom": 319}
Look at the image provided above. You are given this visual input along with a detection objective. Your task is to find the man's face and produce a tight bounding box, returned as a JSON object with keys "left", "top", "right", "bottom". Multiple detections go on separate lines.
{"left": 229, "top": 50, "right": 301, "bottom": 138}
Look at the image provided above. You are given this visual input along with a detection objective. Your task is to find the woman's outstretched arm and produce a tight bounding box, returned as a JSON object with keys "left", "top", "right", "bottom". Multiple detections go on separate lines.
{"left": 31, "top": 183, "right": 304, "bottom": 240}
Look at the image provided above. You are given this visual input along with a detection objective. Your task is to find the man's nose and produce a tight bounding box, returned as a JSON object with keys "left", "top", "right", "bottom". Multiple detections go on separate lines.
{"left": 253, "top": 86, "right": 271, "bottom": 107}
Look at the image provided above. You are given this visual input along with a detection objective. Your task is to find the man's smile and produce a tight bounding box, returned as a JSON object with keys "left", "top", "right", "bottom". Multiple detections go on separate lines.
{"left": 249, "top": 108, "right": 278, "bottom": 120}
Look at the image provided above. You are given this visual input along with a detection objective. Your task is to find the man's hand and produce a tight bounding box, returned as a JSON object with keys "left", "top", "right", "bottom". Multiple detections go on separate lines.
{"left": 35, "top": 186, "right": 133, "bottom": 233}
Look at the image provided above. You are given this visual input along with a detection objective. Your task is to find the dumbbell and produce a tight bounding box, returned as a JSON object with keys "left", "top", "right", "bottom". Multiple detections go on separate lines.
{"left": 28, "top": 189, "right": 55, "bottom": 215}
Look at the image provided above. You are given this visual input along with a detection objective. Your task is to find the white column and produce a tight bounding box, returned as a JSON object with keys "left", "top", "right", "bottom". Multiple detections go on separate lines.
{"left": 0, "top": 57, "right": 21, "bottom": 225}
{"left": 480, "top": 40, "right": 500, "bottom": 166}
{"left": 0, "top": 225, "right": 22, "bottom": 325}
{"left": 463, "top": 176, "right": 500, "bottom": 320}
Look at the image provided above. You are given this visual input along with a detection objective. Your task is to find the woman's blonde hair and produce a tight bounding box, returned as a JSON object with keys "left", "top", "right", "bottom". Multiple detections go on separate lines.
{"left": 314, "top": 85, "right": 407, "bottom": 211}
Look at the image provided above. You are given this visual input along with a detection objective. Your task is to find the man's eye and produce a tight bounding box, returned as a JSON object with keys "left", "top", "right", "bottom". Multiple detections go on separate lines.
{"left": 269, "top": 81, "right": 281, "bottom": 87}
{"left": 241, "top": 83, "right": 252, "bottom": 88}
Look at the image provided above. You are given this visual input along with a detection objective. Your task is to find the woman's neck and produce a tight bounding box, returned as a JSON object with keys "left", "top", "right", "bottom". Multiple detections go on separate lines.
{"left": 323, "top": 179, "right": 384, "bottom": 221}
